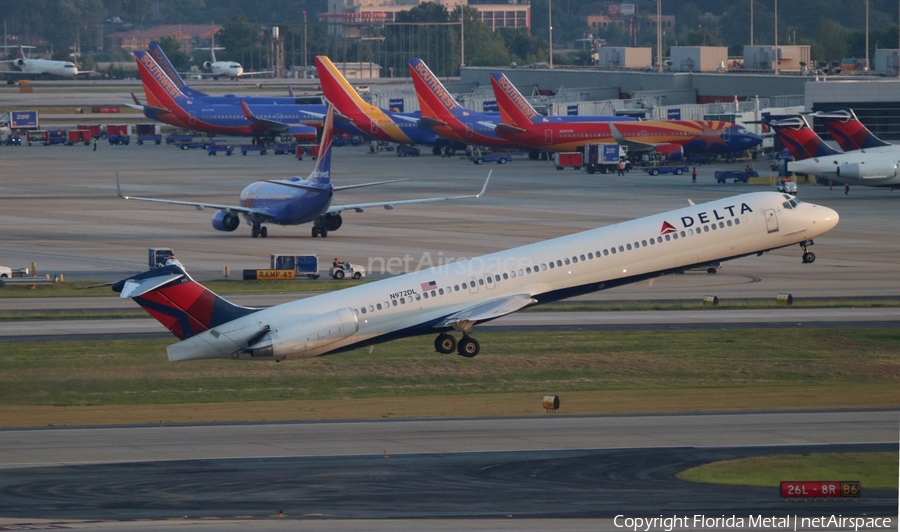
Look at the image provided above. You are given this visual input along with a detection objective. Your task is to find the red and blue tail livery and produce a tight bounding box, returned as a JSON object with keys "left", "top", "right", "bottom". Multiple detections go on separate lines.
{"left": 112, "top": 265, "right": 260, "bottom": 340}
{"left": 812, "top": 109, "right": 892, "bottom": 151}
{"left": 761, "top": 114, "right": 841, "bottom": 160}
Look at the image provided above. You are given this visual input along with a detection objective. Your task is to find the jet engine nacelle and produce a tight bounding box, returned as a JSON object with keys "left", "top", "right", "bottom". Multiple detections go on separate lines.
{"left": 287, "top": 125, "right": 317, "bottom": 142}
{"left": 323, "top": 213, "right": 343, "bottom": 231}
{"left": 240, "top": 307, "right": 359, "bottom": 360}
{"left": 654, "top": 143, "right": 683, "bottom": 160}
{"left": 212, "top": 210, "right": 240, "bottom": 232}
{"left": 836, "top": 160, "right": 898, "bottom": 180}
{"left": 203, "top": 60, "right": 213, "bottom": 70}
{"left": 14, "top": 58, "right": 25, "bottom": 67}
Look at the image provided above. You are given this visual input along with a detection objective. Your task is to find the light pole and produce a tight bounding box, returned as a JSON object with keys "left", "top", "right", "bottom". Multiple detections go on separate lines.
{"left": 548, "top": 0, "right": 553, "bottom": 68}
{"left": 302, "top": 11, "right": 309, "bottom": 78}
{"left": 773, "top": 0, "right": 778, "bottom": 75}
{"left": 656, "top": 0, "right": 662, "bottom": 72}
{"left": 865, "top": 0, "right": 869, "bottom": 70}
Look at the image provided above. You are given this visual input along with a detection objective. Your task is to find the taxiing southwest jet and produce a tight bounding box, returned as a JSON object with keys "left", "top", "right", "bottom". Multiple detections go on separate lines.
{"left": 409, "top": 58, "right": 636, "bottom": 152}
{"left": 765, "top": 114, "right": 900, "bottom": 188}
{"left": 489, "top": 72, "right": 763, "bottom": 157}
{"left": 315, "top": 55, "right": 463, "bottom": 154}
{"left": 117, "top": 104, "right": 490, "bottom": 239}
{"left": 115, "top": 191, "right": 837, "bottom": 360}
{"left": 132, "top": 50, "right": 318, "bottom": 142}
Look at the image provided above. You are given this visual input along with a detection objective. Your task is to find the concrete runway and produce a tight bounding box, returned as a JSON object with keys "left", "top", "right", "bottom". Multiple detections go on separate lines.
{"left": 0, "top": 412, "right": 895, "bottom": 523}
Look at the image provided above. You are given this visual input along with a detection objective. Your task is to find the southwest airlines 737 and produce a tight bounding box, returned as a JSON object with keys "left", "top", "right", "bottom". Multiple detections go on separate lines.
{"left": 489, "top": 72, "right": 763, "bottom": 158}
{"left": 315, "top": 55, "right": 464, "bottom": 154}
{"left": 132, "top": 50, "right": 319, "bottom": 142}
{"left": 117, "top": 104, "right": 489, "bottom": 239}
{"left": 115, "top": 191, "right": 838, "bottom": 360}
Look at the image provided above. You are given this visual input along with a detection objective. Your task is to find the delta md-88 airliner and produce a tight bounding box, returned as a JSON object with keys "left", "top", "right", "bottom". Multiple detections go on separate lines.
{"left": 115, "top": 191, "right": 838, "bottom": 360}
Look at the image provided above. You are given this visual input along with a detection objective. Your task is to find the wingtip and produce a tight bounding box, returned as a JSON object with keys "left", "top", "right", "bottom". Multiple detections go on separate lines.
{"left": 115, "top": 172, "right": 125, "bottom": 199}
{"left": 476, "top": 171, "right": 492, "bottom": 198}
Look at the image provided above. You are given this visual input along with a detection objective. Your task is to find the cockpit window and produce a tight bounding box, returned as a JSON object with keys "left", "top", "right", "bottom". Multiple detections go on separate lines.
{"left": 736, "top": 127, "right": 749, "bottom": 134}
{"left": 783, "top": 201, "right": 792, "bottom": 210}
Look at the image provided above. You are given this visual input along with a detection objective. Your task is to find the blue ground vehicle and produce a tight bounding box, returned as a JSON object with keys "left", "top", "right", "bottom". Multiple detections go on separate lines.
{"left": 715, "top": 170, "right": 759, "bottom": 183}
{"left": 472, "top": 152, "right": 513, "bottom": 165}
{"left": 207, "top": 142, "right": 234, "bottom": 156}
{"left": 397, "top": 145, "right": 421, "bottom": 157}
{"left": 642, "top": 165, "right": 689, "bottom": 176}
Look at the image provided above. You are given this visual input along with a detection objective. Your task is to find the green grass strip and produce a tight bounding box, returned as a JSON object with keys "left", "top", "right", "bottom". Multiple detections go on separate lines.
{"left": 1, "top": 328, "right": 898, "bottom": 407}
{"left": 678, "top": 453, "right": 898, "bottom": 490}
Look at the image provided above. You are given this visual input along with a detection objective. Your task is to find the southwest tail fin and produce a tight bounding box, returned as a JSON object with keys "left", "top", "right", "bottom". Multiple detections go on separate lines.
{"left": 812, "top": 109, "right": 891, "bottom": 151}
{"left": 148, "top": 42, "right": 208, "bottom": 98}
{"left": 762, "top": 114, "right": 841, "bottom": 159}
{"left": 408, "top": 58, "right": 460, "bottom": 124}
{"left": 314, "top": 55, "right": 413, "bottom": 143}
{"left": 489, "top": 72, "right": 542, "bottom": 128}
{"left": 133, "top": 50, "right": 188, "bottom": 112}
{"left": 307, "top": 103, "right": 335, "bottom": 184}
{"left": 112, "top": 265, "right": 259, "bottom": 341}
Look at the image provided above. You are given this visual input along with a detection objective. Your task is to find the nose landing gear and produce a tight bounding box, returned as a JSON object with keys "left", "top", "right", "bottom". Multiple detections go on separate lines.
{"left": 800, "top": 240, "right": 815, "bottom": 263}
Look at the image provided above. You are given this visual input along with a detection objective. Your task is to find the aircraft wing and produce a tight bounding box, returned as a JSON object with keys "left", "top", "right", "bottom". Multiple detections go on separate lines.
{"left": 436, "top": 293, "right": 538, "bottom": 330}
{"left": 116, "top": 175, "right": 268, "bottom": 217}
{"left": 495, "top": 123, "right": 527, "bottom": 134}
{"left": 325, "top": 173, "right": 490, "bottom": 214}
{"left": 127, "top": 93, "right": 170, "bottom": 115}
{"left": 608, "top": 123, "right": 656, "bottom": 153}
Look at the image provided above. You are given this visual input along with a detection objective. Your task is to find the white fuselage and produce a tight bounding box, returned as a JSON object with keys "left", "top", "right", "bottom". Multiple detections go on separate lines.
{"left": 209, "top": 61, "right": 243, "bottom": 78}
{"left": 788, "top": 149, "right": 900, "bottom": 187}
{"left": 17, "top": 58, "right": 78, "bottom": 78}
{"left": 167, "top": 192, "right": 838, "bottom": 362}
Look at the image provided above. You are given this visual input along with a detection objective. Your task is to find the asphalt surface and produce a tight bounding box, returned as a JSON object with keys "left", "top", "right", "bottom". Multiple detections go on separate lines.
{"left": 0, "top": 412, "right": 895, "bottom": 521}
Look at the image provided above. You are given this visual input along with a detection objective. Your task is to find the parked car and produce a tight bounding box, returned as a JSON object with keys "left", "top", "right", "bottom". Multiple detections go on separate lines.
{"left": 777, "top": 180, "right": 798, "bottom": 195}
{"left": 0, "top": 265, "right": 12, "bottom": 278}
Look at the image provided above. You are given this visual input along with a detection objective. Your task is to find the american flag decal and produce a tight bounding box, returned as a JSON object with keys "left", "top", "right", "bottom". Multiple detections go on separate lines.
{"left": 420, "top": 280, "right": 437, "bottom": 291}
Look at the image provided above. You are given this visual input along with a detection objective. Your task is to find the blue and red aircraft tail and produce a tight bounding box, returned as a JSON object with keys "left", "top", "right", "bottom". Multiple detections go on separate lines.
{"left": 762, "top": 114, "right": 841, "bottom": 160}
{"left": 147, "top": 42, "right": 209, "bottom": 99}
{"left": 112, "top": 265, "right": 259, "bottom": 341}
{"left": 308, "top": 103, "right": 335, "bottom": 184}
{"left": 408, "top": 58, "right": 461, "bottom": 125}
{"left": 489, "top": 72, "right": 542, "bottom": 128}
{"left": 133, "top": 50, "right": 190, "bottom": 116}
{"left": 812, "top": 108, "right": 891, "bottom": 151}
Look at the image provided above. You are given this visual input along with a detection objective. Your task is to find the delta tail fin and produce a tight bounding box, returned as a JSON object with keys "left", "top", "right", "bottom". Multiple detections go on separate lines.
{"left": 112, "top": 265, "right": 259, "bottom": 341}
{"left": 762, "top": 114, "right": 841, "bottom": 160}
{"left": 489, "top": 72, "right": 542, "bottom": 128}
{"left": 812, "top": 108, "right": 892, "bottom": 151}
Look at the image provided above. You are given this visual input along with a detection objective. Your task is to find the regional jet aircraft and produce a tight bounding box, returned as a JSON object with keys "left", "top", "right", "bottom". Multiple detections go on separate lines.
{"left": 117, "top": 104, "right": 489, "bottom": 238}
{"left": 115, "top": 191, "right": 838, "bottom": 359}
{"left": 764, "top": 114, "right": 900, "bottom": 188}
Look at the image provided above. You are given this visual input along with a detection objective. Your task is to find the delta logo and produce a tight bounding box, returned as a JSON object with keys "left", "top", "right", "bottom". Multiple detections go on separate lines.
{"left": 660, "top": 221, "right": 677, "bottom": 235}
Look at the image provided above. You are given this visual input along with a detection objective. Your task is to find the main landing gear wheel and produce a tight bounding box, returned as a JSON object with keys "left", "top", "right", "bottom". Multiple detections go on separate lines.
{"left": 259, "top": 226, "right": 267, "bottom": 238}
{"left": 311, "top": 225, "right": 328, "bottom": 238}
{"left": 435, "top": 333, "right": 456, "bottom": 354}
{"left": 251, "top": 224, "right": 261, "bottom": 238}
{"left": 457, "top": 336, "right": 480, "bottom": 358}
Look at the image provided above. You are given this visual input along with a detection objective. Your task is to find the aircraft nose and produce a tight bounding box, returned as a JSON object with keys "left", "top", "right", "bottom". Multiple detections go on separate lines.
{"left": 812, "top": 203, "right": 840, "bottom": 232}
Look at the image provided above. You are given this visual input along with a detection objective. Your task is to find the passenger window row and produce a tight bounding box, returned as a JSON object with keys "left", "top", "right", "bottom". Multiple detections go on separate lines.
{"left": 353, "top": 217, "right": 742, "bottom": 317}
